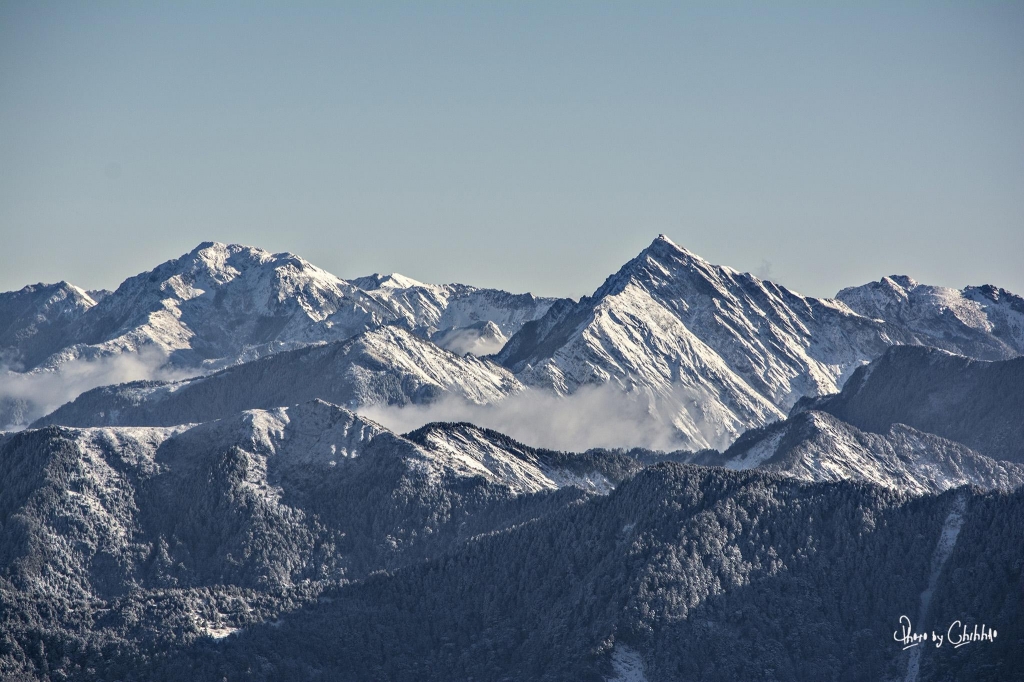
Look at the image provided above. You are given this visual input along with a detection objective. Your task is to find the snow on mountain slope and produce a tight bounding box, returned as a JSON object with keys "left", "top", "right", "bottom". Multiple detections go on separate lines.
{"left": 404, "top": 421, "right": 643, "bottom": 495}
{"left": 0, "top": 282, "right": 99, "bottom": 370}
{"left": 0, "top": 422, "right": 190, "bottom": 600}
{"left": 35, "top": 326, "right": 525, "bottom": 428}
{"left": 431, "top": 320, "right": 508, "bottom": 356}
{"left": 496, "top": 235, "right": 1024, "bottom": 451}
{"left": 498, "top": 235, "right": 900, "bottom": 449}
{"left": 43, "top": 242, "right": 402, "bottom": 370}
{"left": 1, "top": 243, "right": 557, "bottom": 375}
{"left": 837, "top": 275, "right": 1024, "bottom": 360}
{"left": 703, "top": 410, "right": 1024, "bottom": 494}
{"left": 351, "top": 273, "right": 560, "bottom": 342}
{"left": 8, "top": 237, "right": 1021, "bottom": 446}
{"left": 2, "top": 399, "right": 610, "bottom": 605}
{"left": 0, "top": 243, "right": 557, "bottom": 428}
{"left": 408, "top": 421, "right": 562, "bottom": 494}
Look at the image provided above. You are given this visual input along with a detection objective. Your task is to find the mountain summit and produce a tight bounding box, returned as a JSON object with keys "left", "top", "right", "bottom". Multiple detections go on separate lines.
{"left": 0, "top": 242, "right": 559, "bottom": 427}
{"left": 10, "top": 241, "right": 560, "bottom": 376}
{"left": 837, "top": 275, "right": 1024, "bottom": 359}
{"left": 496, "top": 236, "right": 897, "bottom": 448}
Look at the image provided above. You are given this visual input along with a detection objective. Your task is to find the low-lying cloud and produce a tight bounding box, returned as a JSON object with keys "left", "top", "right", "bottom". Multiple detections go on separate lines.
{"left": 0, "top": 348, "right": 194, "bottom": 429}
{"left": 359, "top": 383, "right": 690, "bottom": 452}
{"left": 431, "top": 326, "right": 508, "bottom": 357}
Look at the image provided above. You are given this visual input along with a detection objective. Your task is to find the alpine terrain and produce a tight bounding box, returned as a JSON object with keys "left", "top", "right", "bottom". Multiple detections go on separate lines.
{"left": 1, "top": 236, "right": 1020, "bottom": 681}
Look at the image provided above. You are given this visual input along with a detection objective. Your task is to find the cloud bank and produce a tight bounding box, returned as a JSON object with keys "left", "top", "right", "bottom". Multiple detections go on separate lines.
{"left": 360, "top": 383, "right": 691, "bottom": 452}
{"left": 0, "top": 348, "right": 193, "bottom": 429}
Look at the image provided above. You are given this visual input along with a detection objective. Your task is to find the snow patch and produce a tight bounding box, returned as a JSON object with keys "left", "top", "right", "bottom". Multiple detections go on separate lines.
{"left": 608, "top": 645, "right": 648, "bottom": 682}
{"left": 905, "top": 495, "right": 967, "bottom": 682}
{"left": 724, "top": 429, "right": 784, "bottom": 470}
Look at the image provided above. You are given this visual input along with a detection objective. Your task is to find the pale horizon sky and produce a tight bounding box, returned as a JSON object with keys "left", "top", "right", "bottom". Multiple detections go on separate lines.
{"left": 1, "top": 2, "right": 1022, "bottom": 300}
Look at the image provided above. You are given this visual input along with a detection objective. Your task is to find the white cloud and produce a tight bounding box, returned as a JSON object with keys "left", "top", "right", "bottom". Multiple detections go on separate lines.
{"left": 0, "top": 347, "right": 194, "bottom": 429}
{"left": 359, "top": 383, "right": 689, "bottom": 452}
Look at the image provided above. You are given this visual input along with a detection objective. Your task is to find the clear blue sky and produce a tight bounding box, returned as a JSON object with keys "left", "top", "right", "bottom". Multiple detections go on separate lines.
{"left": 1, "top": 1, "right": 1021, "bottom": 298}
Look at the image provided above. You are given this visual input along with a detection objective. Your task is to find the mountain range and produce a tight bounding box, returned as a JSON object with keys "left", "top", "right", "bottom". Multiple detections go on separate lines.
{"left": 3, "top": 243, "right": 558, "bottom": 374}
{"left": 0, "top": 242, "right": 558, "bottom": 429}
{"left": 1, "top": 235, "right": 1021, "bottom": 681}
{"left": 8, "top": 235, "right": 1022, "bottom": 449}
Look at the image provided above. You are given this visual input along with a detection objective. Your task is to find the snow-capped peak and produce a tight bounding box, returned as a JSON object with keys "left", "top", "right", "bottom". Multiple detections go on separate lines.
{"left": 837, "top": 275, "right": 1024, "bottom": 360}
{"left": 57, "top": 282, "right": 101, "bottom": 308}
{"left": 179, "top": 242, "right": 274, "bottom": 282}
{"left": 647, "top": 233, "right": 704, "bottom": 262}
{"left": 881, "top": 275, "right": 919, "bottom": 290}
{"left": 635, "top": 234, "right": 707, "bottom": 273}
{"left": 498, "top": 234, "right": 906, "bottom": 449}
{"left": 355, "top": 273, "right": 430, "bottom": 290}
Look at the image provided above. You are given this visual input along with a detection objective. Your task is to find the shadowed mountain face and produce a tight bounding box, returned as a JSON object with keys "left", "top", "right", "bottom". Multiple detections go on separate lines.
{"left": 794, "top": 345, "right": 1024, "bottom": 463}
{"left": 3, "top": 400, "right": 647, "bottom": 599}
{"left": 0, "top": 400, "right": 670, "bottom": 682}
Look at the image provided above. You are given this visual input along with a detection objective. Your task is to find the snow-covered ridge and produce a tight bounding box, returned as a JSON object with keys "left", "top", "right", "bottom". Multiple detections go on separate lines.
{"left": 48, "top": 241, "right": 556, "bottom": 370}
{"left": 837, "top": 275, "right": 1024, "bottom": 360}
{"left": 0, "top": 242, "right": 559, "bottom": 428}
{"left": 709, "top": 410, "right": 1024, "bottom": 494}
{"left": 2, "top": 399, "right": 623, "bottom": 602}
{"left": 0, "top": 281, "right": 99, "bottom": 370}
{"left": 496, "top": 235, "right": 1022, "bottom": 451}
{"left": 405, "top": 421, "right": 634, "bottom": 495}
{"left": 34, "top": 326, "right": 526, "bottom": 429}
{"left": 498, "top": 235, "right": 895, "bottom": 449}
{"left": 5, "top": 235, "right": 1021, "bottom": 446}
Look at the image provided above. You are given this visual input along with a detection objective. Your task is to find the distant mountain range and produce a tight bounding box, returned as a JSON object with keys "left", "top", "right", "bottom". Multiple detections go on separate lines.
{"left": 2, "top": 236, "right": 1022, "bottom": 681}
{"left": 7, "top": 235, "right": 1022, "bottom": 448}
{"left": 837, "top": 276, "right": 1024, "bottom": 360}
{"left": 0, "top": 242, "right": 557, "bottom": 429}
{"left": 0, "top": 243, "right": 558, "bottom": 375}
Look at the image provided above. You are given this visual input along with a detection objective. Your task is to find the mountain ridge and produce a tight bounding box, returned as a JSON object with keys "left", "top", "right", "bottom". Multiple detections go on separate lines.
{"left": 32, "top": 326, "right": 525, "bottom": 429}
{"left": 698, "top": 408, "right": 1024, "bottom": 494}
{"left": 6, "top": 235, "right": 1022, "bottom": 450}
{"left": 793, "top": 345, "right": 1024, "bottom": 463}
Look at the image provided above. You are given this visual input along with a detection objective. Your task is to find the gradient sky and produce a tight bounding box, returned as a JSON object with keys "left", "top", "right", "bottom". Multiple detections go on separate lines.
{"left": 1, "top": 1, "right": 1022, "bottom": 299}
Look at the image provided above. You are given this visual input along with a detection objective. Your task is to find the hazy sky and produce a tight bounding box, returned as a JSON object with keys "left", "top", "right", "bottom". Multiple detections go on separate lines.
{"left": 1, "top": 1, "right": 1022, "bottom": 299}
